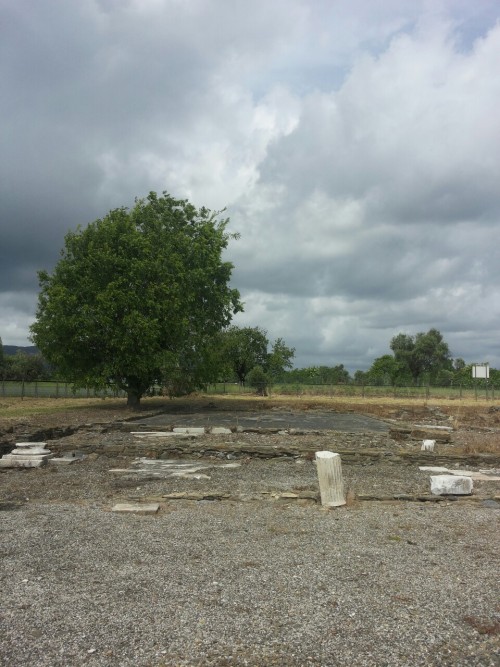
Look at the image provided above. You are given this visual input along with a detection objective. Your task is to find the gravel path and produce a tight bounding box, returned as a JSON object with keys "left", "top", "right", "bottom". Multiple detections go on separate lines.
{"left": 1, "top": 451, "right": 499, "bottom": 667}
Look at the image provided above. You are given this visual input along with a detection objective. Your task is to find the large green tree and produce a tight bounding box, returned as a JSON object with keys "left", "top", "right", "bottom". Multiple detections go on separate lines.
{"left": 31, "top": 191, "right": 241, "bottom": 406}
{"left": 390, "top": 328, "right": 452, "bottom": 383}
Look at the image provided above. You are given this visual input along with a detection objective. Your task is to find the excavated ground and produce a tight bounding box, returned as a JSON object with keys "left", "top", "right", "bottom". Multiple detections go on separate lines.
{"left": 1, "top": 396, "right": 499, "bottom": 667}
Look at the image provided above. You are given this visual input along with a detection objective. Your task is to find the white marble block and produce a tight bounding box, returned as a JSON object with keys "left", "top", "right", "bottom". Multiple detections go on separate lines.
{"left": 421, "top": 439, "right": 436, "bottom": 451}
{"left": 315, "top": 451, "right": 346, "bottom": 507}
{"left": 0, "top": 442, "right": 53, "bottom": 468}
{"left": 430, "top": 475, "right": 473, "bottom": 495}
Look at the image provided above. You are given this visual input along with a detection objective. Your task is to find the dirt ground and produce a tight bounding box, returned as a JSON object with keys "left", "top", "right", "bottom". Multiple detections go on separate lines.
{"left": 1, "top": 395, "right": 499, "bottom": 667}
{"left": 1, "top": 393, "right": 500, "bottom": 454}
{"left": 1, "top": 394, "right": 500, "bottom": 507}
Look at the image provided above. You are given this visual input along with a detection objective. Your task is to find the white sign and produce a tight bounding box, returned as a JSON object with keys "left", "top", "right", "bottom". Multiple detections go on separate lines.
{"left": 472, "top": 363, "right": 489, "bottom": 379}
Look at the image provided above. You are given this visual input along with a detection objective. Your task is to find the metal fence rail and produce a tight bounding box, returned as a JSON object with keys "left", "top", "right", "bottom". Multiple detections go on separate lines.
{"left": 0, "top": 380, "right": 496, "bottom": 401}
{"left": 0, "top": 381, "right": 125, "bottom": 399}
{"left": 208, "top": 382, "right": 497, "bottom": 401}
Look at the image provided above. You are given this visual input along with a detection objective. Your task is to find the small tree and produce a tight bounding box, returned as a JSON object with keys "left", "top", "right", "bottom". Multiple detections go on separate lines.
{"left": 267, "top": 338, "right": 295, "bottom": 382}
{"left": 218, "top": 327, "right": 295, "bottom": 385}
{"left": 219, "top": 326, "right": 269, "bottom": 384}
{"left": 31, "top": 191, "right": 241, "bottom": 407}
{"left": 246, "top": 365, "right": 271, "bottom": 396}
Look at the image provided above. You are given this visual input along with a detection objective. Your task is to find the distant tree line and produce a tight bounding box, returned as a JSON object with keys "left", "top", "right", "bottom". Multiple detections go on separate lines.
{"left": 4, "top": 325, "right": 497, "bottom": 392}
{"left": 0, "top": 340, "right": 50, "bottom": 382}
{"left": 352, "top": 328, "right": 499, "bottom": 388}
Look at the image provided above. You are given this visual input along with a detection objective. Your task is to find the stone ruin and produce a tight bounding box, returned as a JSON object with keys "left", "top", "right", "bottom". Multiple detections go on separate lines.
{"left": 0, "top": 442, "right": 53, "bottom": 468}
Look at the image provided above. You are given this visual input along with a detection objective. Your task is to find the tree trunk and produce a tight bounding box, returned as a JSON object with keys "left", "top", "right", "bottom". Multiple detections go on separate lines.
{"left": 127, "top": 391, "right": 141, "bottom": 409}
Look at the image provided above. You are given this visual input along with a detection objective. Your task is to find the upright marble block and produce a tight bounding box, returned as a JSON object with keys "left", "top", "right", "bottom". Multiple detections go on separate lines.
{"left": 421, "top": 439, "right": 436, "bottom": 452}
{"left": 315, "top": 451, "right": 346, "bottom": 507}
{"left": 430, "top": 475, "right": 473, "bottom": 496}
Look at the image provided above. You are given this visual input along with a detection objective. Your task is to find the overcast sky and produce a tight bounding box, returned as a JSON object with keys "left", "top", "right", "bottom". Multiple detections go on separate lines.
{"left": 1, "top": 0, "right": 500, "bottom": 371}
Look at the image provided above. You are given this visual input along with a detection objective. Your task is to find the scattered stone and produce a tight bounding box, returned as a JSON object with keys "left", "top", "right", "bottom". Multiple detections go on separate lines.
{"left": 171, "top": 472, "right": 211, "bottom": 480}
{"left": 111, "top": 503, "right": 160, "bottom": 514}
{"left": 481, "top": 499, "right": 500, "bottom": 509}
{"left": 172, "top": 427, "right": 205, "bottom": 434}
{"left": 430, "top": 475, "right": 473, "bottom": 496}
{"left": 50, "top": 451, "right": 85, "bottom": 465}
{"left": 132, "top": 431, "right": 177, "bottom": 437}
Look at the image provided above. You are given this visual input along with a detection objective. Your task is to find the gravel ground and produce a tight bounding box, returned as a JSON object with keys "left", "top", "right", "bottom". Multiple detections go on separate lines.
{"left": 1, "top": 444, "right": 499, "bottom": 667}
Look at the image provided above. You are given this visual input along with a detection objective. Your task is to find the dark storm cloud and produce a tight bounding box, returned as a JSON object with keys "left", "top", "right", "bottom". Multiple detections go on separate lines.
{"left": 1, "top": 0, "right": 500, "bottom": 371}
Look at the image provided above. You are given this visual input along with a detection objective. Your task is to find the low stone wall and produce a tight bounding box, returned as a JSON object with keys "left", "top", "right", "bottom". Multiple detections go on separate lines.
{"left": 50, "top": 437, "right": 500, "bottom": 467}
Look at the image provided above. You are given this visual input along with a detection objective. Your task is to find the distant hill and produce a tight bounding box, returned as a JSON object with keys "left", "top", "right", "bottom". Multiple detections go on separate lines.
{"left": 2, "top": 345, "right": 40, "bottom": 356}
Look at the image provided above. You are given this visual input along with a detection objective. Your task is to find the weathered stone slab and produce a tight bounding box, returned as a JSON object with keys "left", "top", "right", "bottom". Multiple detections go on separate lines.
{"left": 50, "top": 457, "right": 82, "bottom": 465}
{"left": 172, "top": 427, "right": 205, "bottom": 434}
{"left": 421, "top": 466, "right": 500, "bottom": 481}
{"left": 132, "top": 432, "right": 178, "bottom": 437}
{"left": 0, "top": 456, "right": 48, "bottom": 468}
{"left": 430, "top": 475, "right": 473, "bottom": 495}
{"left": 419, "top": 466, "right": 450, "bottom": 474}
{"left": 210, "top": 427, "right": 232, "bottom": 434}
{"left": 111, "top": 503, "right": 160, "bottom": 514}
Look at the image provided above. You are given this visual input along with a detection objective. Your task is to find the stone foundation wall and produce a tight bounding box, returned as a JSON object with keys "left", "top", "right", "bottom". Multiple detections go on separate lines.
{"left": 50, "top": 438, "right": 500, "bottom": 467}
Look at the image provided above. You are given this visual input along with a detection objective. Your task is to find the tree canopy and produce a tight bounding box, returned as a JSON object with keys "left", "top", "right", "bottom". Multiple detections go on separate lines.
{"left": 390, "top": 328, "right": 451, "bottom": 383}
{"left": 30, "top": 191, "right": 241, "bottom": 406}
{"left": 364, "top": 328, "right": 453, "bottom": 385}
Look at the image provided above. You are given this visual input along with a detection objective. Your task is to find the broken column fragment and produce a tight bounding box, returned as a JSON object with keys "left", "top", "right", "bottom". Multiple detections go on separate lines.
{"left": 0, "top": 442, "right": 54, "bottom": 468}
{"left": 315, "top": 451, "right": 346, "bottom": 507}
